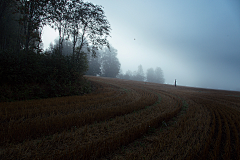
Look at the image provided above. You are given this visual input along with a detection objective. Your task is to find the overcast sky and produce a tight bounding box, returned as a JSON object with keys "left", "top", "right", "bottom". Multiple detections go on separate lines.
{"left": 42, "top": 0, "right": 240, "bottom": 91}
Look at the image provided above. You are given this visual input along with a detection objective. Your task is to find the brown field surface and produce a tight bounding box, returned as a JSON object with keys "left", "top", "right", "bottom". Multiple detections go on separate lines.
{"left": 0, "top": 76, "right": 240, "bottom": 160}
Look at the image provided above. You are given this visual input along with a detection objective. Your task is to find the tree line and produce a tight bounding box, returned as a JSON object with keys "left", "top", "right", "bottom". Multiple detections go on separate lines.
{"left": 49, "top": 39, "right": 121, "bottom": 78}
{"left": 0, "top": 0, "right": 112, "bottom": 101}
{"left": 117, "top": 65, "right": 165, "bottom": 84}
{"left": 0, "top": 0, "right": 164, "bottom": 102}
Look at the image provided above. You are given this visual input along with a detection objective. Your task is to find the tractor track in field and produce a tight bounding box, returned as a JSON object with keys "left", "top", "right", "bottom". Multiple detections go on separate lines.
{"left": 0, "top": 76, "right": 239, "bottom": 160}
{"left": 181, "top": 93, "right": 240, "bottom": 160}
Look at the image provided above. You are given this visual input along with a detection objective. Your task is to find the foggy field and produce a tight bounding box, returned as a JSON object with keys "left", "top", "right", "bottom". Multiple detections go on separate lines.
{"left": 1, "top": 76, "right": 240, "bottom": 160}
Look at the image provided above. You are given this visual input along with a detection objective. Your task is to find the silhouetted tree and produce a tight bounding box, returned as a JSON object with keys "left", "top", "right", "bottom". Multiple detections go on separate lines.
{"left": 17, "top": 0, "right": 47, "bottom": 52}
{"left": 0, "top": 0, "right": 23, "bottom": 51}
{"left": 68, "top": 2, "right": 111, "bottom": 56}
{"left": 48, "top": 0, "right": 73, "bottom": 55}
{"left": 100, "top": 46, "right": 120, "bottom": 78}
{"left": 0, "top": 0, "right": 111, "bottom": 101}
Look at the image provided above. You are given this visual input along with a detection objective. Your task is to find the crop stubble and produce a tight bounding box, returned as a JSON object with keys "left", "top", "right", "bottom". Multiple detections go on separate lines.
{"left": 0, "top": 76, "right": 239, "bottom": 159}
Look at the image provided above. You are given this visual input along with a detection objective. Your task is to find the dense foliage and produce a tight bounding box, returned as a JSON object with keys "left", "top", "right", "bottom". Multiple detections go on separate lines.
{"left": 0, "top": 0, "right": 111, "bottom": 102}
{"left": 49, "top": 39, "right": 121, "bottom": 78}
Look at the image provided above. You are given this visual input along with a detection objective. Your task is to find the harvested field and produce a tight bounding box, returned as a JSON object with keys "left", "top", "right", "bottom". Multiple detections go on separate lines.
{"left": 0, "top": 76, "right": 240, "bottom": 159}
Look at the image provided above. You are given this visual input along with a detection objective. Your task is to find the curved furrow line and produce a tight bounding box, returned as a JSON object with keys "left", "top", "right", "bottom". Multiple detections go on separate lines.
{"left": 0, "top": 87, "right": 182, "bottom": 159}
{"left": 218, "top": 107, "right": 231, "bottom": 160}
{"left": 194, "top": 99, "right": 230, "bottom": 159}
{"left": 86, "top": 78, "right": 143, "bottom": 106}
{"left": 204, "top": 104, "right": 222, "bottom": 159}
{"left": 177, "top": 96, "right": 218, "bottom": 160}
{"left": 197, "top": 106, "right": 216, "bottom": 160}
{"left": 185, "top": 94, "right": 240, "bottom": 160}
{"left": 217, "top": 105, "right": 240, "bottom": 159}
{"left": 102, "top": 96, "right": 194, "bottom": 160}
{"left": 1, "top": 76, "right": 239, "bottom": 159}
{"left": 165, "top": 102, "right": 210, "bottom": 160}
{"left": 101, "top": 79, "right": 239, "bottom": 160}
{"left": 197, "top": 93, "right": 240, "bottom": 111}
{"left": 108, "top": 99, "right": 209, "bottom": 160}
{"left": 192, "top": 93, "right": 240, "bottom": 159}
{"left": 0, "top": 81, "right": 122, "bottom": 121}
{"left": 0, "top": 79, "right": 158, "bottom": 145}
{"left": 70, "top": 91, "right": 182, "bottom": 160}
{"left": 227, "top": 109, "right": 240, "bottom": 159}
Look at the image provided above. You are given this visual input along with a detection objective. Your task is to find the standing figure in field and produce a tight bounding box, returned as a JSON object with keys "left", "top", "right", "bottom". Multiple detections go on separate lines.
{"left": 175, "top": 79, "right": 177, "bottom": 87}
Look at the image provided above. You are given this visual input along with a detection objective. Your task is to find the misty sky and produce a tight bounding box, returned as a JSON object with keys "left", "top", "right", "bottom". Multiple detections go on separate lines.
{"left": 42, "top": 0, "right": 240, "bottom": 91}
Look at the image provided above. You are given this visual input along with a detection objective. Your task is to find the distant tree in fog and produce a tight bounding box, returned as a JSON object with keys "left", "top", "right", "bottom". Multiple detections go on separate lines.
{"left": 136, "top": 65, "right": 145, "bottom": 81}
{"left": 50, "top": 39, "right": 73, "bottom": 56}
{"left": 124, "top": 70, "right": 133, "bottom": 80}
{"left": 131, "top": 65, "right": 145, "bottom": 81}
{"left": 49, "top": 39, "right": 120, "bottom": 77}
{"left": 85, "top": 51, "right": 101, "bottom": 76}
{"left": 100, "top": 46, "right": 120, "bottom": 78}
{"left": 116, "top": 69, "right": 124, "bottom": 79}
{"left": 131, "top": 71, "right": 137, "bottom": 80}
{"left": 117, "top": 65, "right": 145, "bottom": 81}
{"left": 146, "top": 67, "right": 165, "bottom": 84}
{"left": 146, "top": 68, "right": 155, "bottom": 82}
{"left": 117, "top": 70, "right": 132, "bottom": 80}
{"left": 155, "top": 67, "right": 165, "bottom": 83}
{"left": 117, "top": 65, "right": 164, "bottom": 83}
